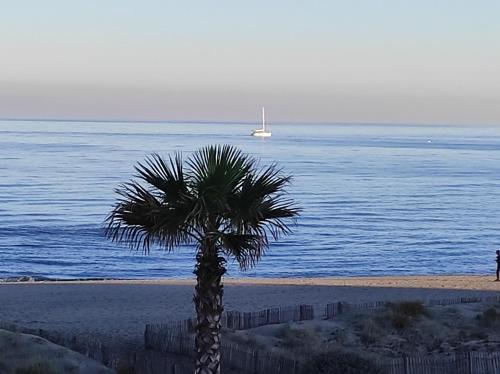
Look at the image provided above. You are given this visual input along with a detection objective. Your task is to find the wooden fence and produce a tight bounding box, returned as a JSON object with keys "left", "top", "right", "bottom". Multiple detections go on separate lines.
{"left": 325, "top": 294, "right": 500, "bottom": 319}
{"left": 426, "top": 295, "right": 500, "bottom": 306}
{"left": 382, "top": 352, "right": 500, "bottom": 374}
{"left": 223, "top": 304, "right": 314, "bottom": 330}
{"left": 221, "top": 344, "right": 300, "bottom": 374}
{"left": 144, "top": 325, "right": 302, "bottom": 374}
{"left": 131, "top": 349, "right": 500, "bottom": 374}
{"left": 145, "top": 303, "right": 314, "bottom": 351}
{"left": 129, "top": 351, "right": 194, "bottom": 374}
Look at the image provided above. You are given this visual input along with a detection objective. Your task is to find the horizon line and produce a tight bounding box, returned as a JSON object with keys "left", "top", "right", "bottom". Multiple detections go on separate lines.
{"left": 1, "top": 116, "right": 499, "bottom": 127}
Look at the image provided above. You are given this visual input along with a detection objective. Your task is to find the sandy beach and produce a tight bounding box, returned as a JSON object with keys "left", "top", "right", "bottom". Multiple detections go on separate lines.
{"left": 1, "top": 275, "right": 499, "bottom": 347}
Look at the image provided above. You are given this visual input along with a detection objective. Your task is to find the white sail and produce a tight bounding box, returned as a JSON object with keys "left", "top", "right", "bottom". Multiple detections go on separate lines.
{"left": 252, "top": 107, "right": 272, "bottom": 137}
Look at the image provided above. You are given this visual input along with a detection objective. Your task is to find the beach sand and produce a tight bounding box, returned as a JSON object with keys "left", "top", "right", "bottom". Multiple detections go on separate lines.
{"left": 1, "top": 275, "right": 499, "bottom": 347}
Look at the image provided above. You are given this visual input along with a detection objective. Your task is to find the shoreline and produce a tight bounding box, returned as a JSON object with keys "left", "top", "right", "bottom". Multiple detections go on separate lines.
{"left": 1, "top": 274, "right": 499, "bottom": 287}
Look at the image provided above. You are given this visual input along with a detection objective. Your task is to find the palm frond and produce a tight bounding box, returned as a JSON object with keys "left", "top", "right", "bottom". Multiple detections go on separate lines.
{"left": 217, "top": 157, "right": 299, "bottom": 268}
{"left": 135, "top": 153, "right": 187, "bottom": 203}
{"left": 186, "top": 145, "right": 256, "bottom": 224}
{"left": 249, "top": 164, "right": 291, "bottom": 197}
{"left": 259, "top": 197, "right": 299, "bottom": 224}
{"left": 188, "top": 146, "right": 253, "bottom": 193}
{"left": 105, "top": 180, "right": 195, "bottom": 252}
{"left": 218, "top": 233, "right": 267, "bottom": 270}
{"left": 226, "top": 166, "right": 299, "bottom": 236}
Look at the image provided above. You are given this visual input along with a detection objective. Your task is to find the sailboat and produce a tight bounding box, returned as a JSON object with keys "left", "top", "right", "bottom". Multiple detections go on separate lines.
{"left": 251, "top": 107, "right": 272, "bottom": 137}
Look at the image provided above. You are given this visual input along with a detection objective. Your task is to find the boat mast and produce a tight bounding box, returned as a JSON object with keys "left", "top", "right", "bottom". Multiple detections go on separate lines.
{"left": 262, "top": 107, "right": 266, "bottom": 131}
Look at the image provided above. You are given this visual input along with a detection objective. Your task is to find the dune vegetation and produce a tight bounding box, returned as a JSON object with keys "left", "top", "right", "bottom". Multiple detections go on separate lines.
{"left": 0, "top": 329, "right": 113, "bottom": 374}
{"left": 222, "top": 301, "right": 500, "bottom": 372}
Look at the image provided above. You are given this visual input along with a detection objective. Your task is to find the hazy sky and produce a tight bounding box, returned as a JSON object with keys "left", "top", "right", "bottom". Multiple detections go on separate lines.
{"left": 1, "top": 0, "right": 500, "bottom": 124}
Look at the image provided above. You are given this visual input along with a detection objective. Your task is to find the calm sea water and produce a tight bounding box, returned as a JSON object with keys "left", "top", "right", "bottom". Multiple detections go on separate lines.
{"left": 1, "top": 120, "right": 500, "bottom": 279}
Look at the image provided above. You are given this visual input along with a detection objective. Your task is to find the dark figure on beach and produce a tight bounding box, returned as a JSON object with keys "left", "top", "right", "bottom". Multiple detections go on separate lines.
{"left": 496, "top": 250, "right": 500, "bottom": 281}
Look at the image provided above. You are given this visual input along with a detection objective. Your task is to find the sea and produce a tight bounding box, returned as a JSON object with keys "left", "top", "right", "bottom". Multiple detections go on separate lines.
{"left": 1, "top": 120, "right": 500, "bottom": 279}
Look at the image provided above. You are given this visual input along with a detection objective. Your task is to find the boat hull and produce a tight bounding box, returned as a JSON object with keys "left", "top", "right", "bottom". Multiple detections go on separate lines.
{"left": 252, "top": 132, "right": 272, "bottom": 137}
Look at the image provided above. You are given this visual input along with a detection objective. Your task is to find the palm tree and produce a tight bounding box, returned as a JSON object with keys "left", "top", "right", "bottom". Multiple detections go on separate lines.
{"left": 105, "top": 145, "right": 298, "bottom": 374}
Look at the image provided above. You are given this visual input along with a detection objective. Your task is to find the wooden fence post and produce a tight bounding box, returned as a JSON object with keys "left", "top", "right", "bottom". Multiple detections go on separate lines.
{"left": 468, "top": 351, "right": 472, "bottom": 374}
{"left": 253, "top": 348, "right": 259, "bottom": 374}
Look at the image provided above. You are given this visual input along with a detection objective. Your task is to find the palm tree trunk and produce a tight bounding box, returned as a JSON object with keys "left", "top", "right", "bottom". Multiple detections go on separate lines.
{"left": 193, "top": 247, "right": 226, "bottom": 374}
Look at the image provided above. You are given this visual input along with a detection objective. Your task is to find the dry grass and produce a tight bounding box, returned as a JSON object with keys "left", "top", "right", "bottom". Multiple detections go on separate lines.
{"left": 386, "top": 301, "right": 428, "bottom": 329}
{"left": 223, "top": 329, "right": 264, "bottom": 350}
{"left": 275, "top": 324, "right": 319, "bottom": 349}
{"left": 15, "top": 361, "right": 54, "bottom": 374}
{"left": 0, "top": 329, "right": 112, "bottom": 374}
{"left": 301, "top": 350, "right": 383, "bottom": 374}
{"left": 477, "top": 306, "right": 500, "bottom": 327}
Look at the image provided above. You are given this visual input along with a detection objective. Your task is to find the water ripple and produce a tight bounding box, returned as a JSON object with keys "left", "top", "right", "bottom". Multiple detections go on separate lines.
{"left": 0, "top": 121, "right": 499, "bottom": 278}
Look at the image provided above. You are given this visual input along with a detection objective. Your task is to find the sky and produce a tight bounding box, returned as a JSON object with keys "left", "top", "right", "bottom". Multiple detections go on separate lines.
{"left": 1, "top": 0, "right": 500, "bottom": 124}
